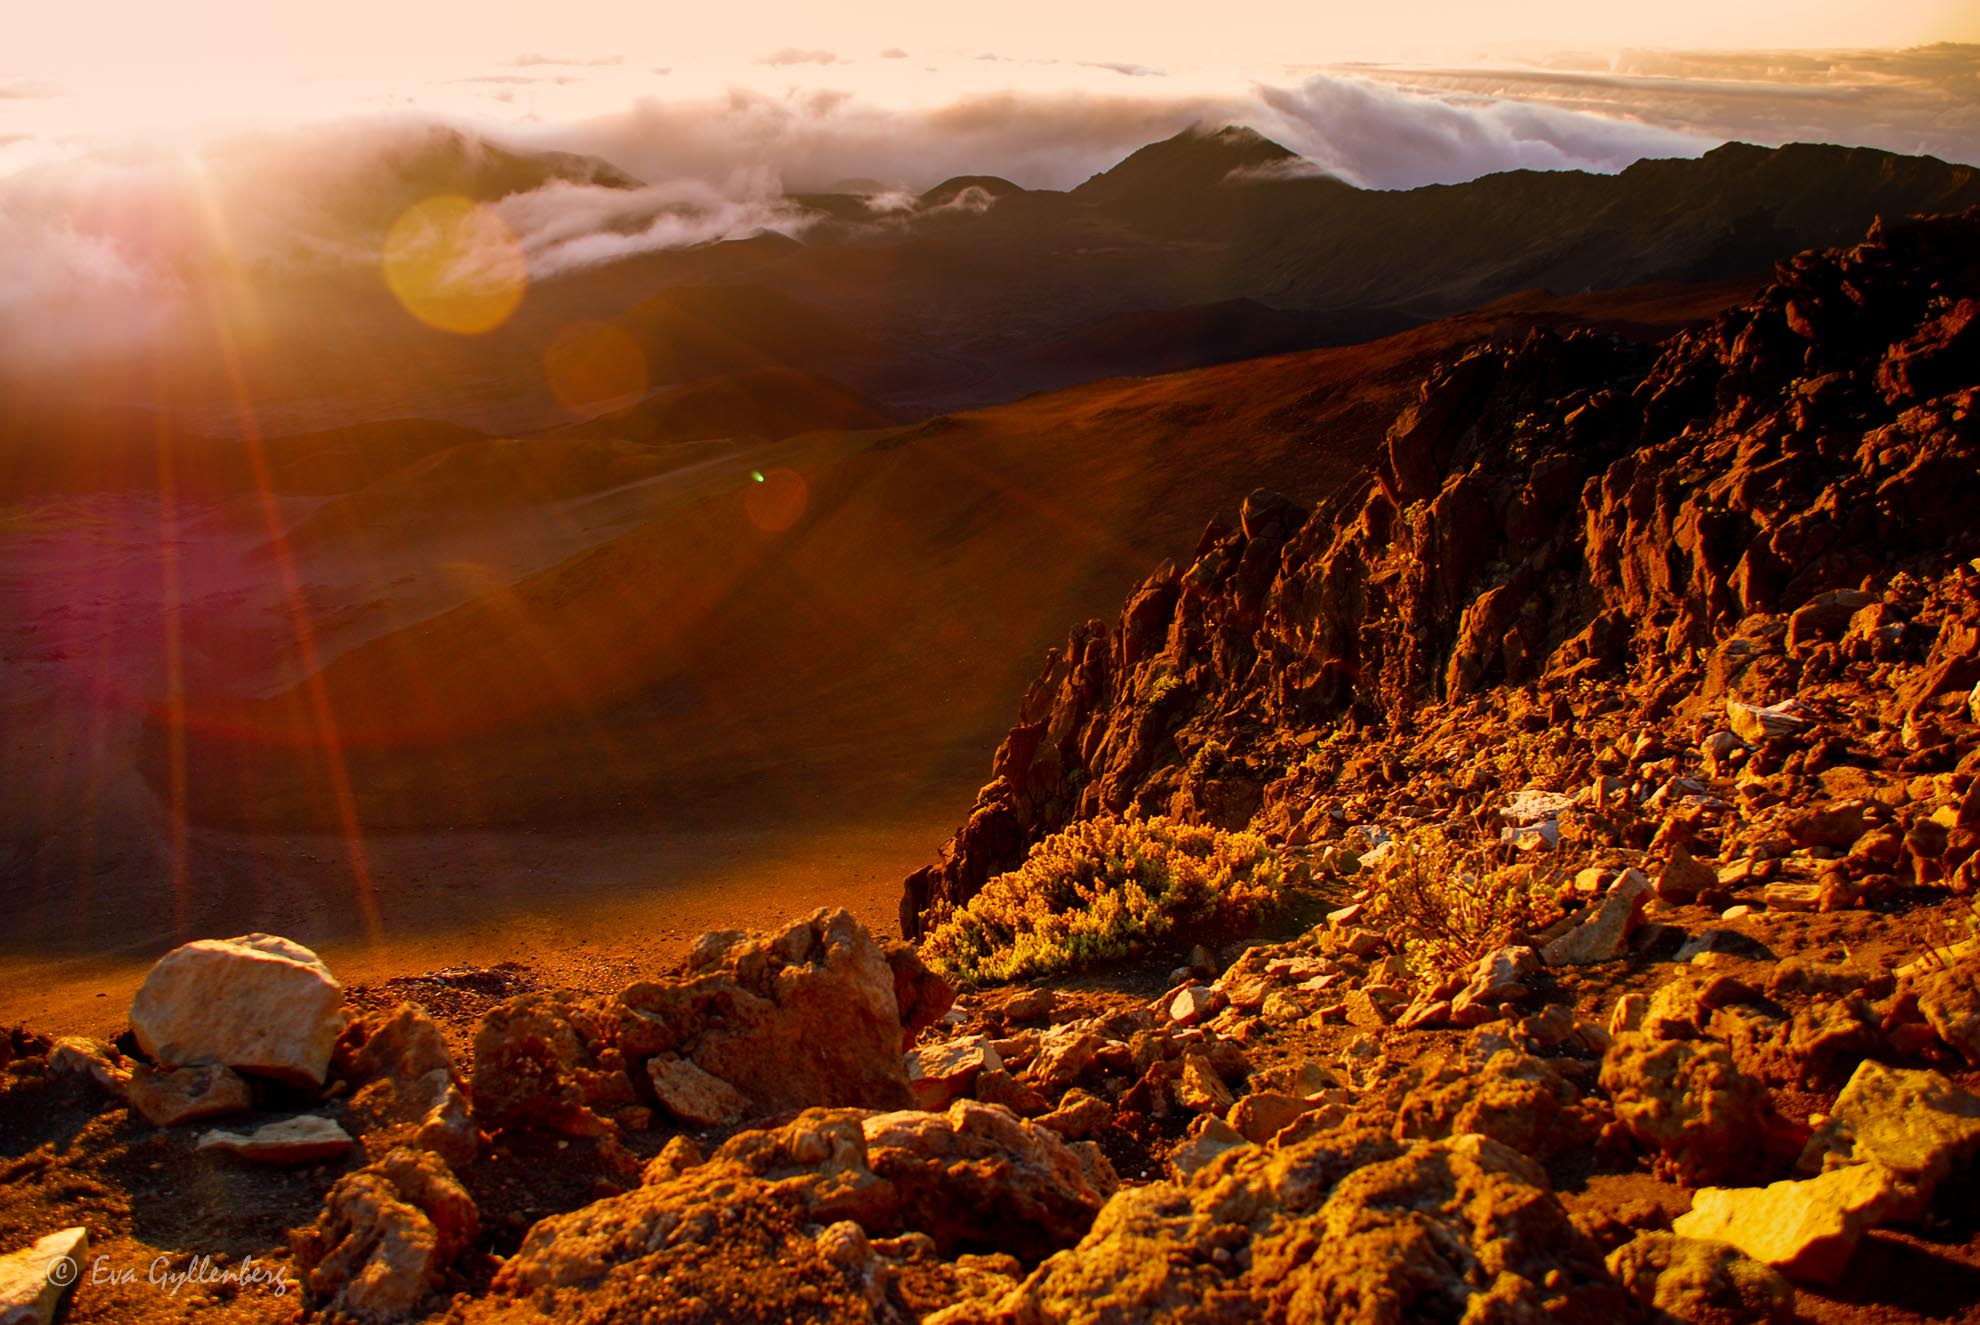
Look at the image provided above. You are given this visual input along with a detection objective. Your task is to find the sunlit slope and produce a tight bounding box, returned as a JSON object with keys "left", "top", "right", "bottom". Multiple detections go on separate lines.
{"left": 146, "top": 281, "right": 1747, "bottom": 832}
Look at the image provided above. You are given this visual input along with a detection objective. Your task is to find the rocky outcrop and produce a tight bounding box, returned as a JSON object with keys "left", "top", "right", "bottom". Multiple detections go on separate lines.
{"left": 465, "top": 1103, "right": 1111, "bottom": 1322}
{"left": 939, "top": 1129, "right": 1625, "bottom": 1324}
{"left": 903, "top": 207, "right": 1980, "bottom": 934}
{"left": 471, "top": 909, "right": 914, "bottom": 1137}
{"left": 336, "top": 1004, "right": 478, "bottom": 1167}
{"left": 129, "top": 933, "right": 346, "bottom": 1087}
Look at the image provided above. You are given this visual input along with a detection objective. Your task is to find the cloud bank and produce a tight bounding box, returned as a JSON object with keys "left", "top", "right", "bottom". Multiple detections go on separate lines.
{"left": 0, "top": 44, "right": 1974, "bottom": 366}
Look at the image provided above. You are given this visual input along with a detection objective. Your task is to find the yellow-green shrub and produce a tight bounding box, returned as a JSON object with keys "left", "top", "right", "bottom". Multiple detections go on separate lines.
{"left": 1360, "top": 827, "right": 1565, "bottom": 978}
{"left": 920, "top": 814, "right": 1292, "bottom": 985}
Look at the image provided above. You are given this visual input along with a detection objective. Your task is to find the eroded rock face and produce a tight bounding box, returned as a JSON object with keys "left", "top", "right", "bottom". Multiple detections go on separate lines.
{"left": 130, "top": 933, "right": 345, "bottom": 1087}
{"left": 291, "top": 1147, "right": 479, "bottom": 1324}
{"left": 898, "top": 207, "right": 1980, "bottom": 937}
{"left": 944, "top": 1130, "right": 1625, "bottom": 1324}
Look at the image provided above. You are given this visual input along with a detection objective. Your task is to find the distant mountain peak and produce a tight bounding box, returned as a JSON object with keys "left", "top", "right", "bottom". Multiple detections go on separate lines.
{"left": 1074, "top": 123, "right": 1307, "bottom": 209}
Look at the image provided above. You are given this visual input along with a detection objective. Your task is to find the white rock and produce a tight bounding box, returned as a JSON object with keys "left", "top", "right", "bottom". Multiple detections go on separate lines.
{"left": 197, "top": 1114, "right": 355, "bottom": 1165}
{"left": 904, "top": 1035, "right": 1002, "bottom": 1112}
{"left": 1169, "top": 986, "right": 1217, "bottom": 1027}
{"left": 1674, "top": 1163, "right": 1900, "bottom": 1286}
{"left": 0, "top": 1227, "right": 87, "bottom": 1325}
{"left": 1501, "top": 789, "right": 1575, "bottom": 825}
{"left": 1726, "top": 698, "right": 1809, "bottom": 744}
{"left": 131, "top": 933, "right": 344, "bottom": 1087}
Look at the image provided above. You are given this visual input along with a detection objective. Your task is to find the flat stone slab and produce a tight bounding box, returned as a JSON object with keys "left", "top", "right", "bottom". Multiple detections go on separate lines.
{"left": 1674, "top": 1163, "right": 1900, "bottom": 1286}
{"left": 197, "top": 1115, "right": 355, "bottom": 1166}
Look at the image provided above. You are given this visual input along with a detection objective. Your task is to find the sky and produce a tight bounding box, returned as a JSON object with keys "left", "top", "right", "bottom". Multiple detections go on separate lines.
{"left": 4, "top": 0, "right": 1977, "bottom": 138}
{"left": 2, "top": 1, "right": 1977, "bottom": 366}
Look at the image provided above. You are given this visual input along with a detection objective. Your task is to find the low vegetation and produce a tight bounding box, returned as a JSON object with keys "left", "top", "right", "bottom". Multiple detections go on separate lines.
{"left": 920, "top": 814, "right": 1295, "bottom": 985}
{"left": 1358, "top": 828, "right": 1566, "bottom": 979}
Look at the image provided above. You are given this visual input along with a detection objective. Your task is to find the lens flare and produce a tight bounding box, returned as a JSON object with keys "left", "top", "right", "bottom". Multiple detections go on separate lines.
{"left": 744, "top": 467, "right": 808, "bottom": 533}
{"left": 543, "top": 320, "right": 649, "bottom": 418}
{"left": 382, "top": 196, "right": 528, "bottom": 335}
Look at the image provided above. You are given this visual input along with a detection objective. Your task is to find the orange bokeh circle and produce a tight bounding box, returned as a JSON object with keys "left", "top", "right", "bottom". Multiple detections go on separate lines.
{"left": 382, "top": 195, "right": 528, "bottom": 335}
{"left": 543, "top": 321, "right": 649, "bottom": 419}
{"left": 744, "top": 468, "right": 808, "bottom": 533}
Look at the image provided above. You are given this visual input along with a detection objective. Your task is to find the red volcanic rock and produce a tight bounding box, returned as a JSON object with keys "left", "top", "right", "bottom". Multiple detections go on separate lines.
{"left": 900, "top": 207, "right": 1980, "bottom": 937}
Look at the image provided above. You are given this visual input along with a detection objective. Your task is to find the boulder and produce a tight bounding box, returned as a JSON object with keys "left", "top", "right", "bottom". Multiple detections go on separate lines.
{"left": 1167, "top": 1115, "right": 1248, "bottom": 1181}
{"left": 1450, "top": 944, "right": 1540, "bottom": 1023}
{"left": 1605, "top": 1231, "right": 1795, "bottom": 1325}
{"left": 1168, "top": 985, "right": 1216, "bottom": 1026}
{"left": 1036, "top": 1089, "right": 1112, "bottom": 1141}
{"left": 1673, "top": 1163, "right": 1901, "bottom": 1286}
{"left": 291, "top": 1148, "right": 478, "bottom": 1324}
{"left": 1656, "top": 845, "right": 1720, "bottom": 905}
{"left": 469, "top": 992, "right": 624, "bottom": 1137}
{"left": 197, "top": 1115, "right": 356, "bottom": 1166}
{"left": 0, "top": 1227, "right": 87, "bottom": 1325}
{"left": 127, "top": 1061, "right": 251, "bottom": 1128}
{"left": 1799, "top": 1060, "right": 1980, "bottom": 1221}
{"left": 1228, "top": 1092, "right": 1317, "bottom": 1144}
{"left": 1542, "top": 869, "right": 1652, "bottom": 965}
{"left": 862, "top": 1101, "right": 1117, "bottom": 1259}
{"left": 472, "top": 911, "right": 914, "bottom": 1137}
{"left": 47, "top": 1037, "right": 130, "bottom": 1096}
{"left": 646, "top": 1055, "right": 749, "bottom": 1129}
{"left": 1176, "top": 1055, "right": 1235, "bottom": 1114}
{"left": 1784, "top": 801, "right": 1870, "bottom": 850}
{"left": 632, "top": 909, "right": 913, "bottom": 1117}
{"left": 1914, "top": 955, "right": 1980, "bottom": 1065}
{"left": 1393, "top": 1048, "right": 1592, "bottom": 1167}
{"left": 130, "top": 933, "right": 344, "bottom": 1087}
{"left": 1600, "top": 1032, "right": 1782, "bottom": 1184}
{"left": 1025, "top": 1029, "right": 1104, "bottom": 1093}
{"left": 905, "top": 1035, "right": 1002, "bottom": 1111}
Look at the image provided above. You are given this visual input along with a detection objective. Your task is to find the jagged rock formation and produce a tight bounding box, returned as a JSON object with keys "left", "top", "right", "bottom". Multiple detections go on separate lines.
{"left": 904, "top": 207, "right": 1980, "bottom": 936}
